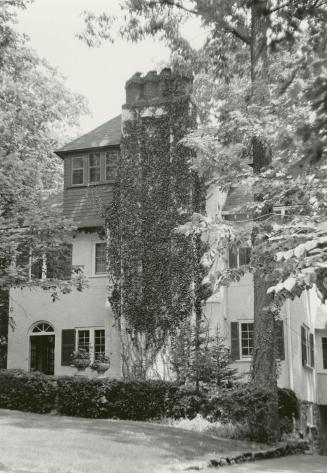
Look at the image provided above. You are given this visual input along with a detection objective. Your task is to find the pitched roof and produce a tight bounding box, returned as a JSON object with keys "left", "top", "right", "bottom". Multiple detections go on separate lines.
{"left": 56, "top": 115, "right": 122, "bottom": 154}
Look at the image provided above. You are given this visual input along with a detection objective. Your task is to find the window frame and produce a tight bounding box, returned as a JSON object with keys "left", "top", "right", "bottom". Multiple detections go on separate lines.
{"left": 75, "top": 327, "right": 105, "bottom": 363}
{"left": 93, "top": 242, "right": 107, "bottom": 276}
{"left": 239, "top": 321, "right": 254, "bottom": 359}
{"left": 88, "top": 152, "right": 101, "bottom": 184}
{"left": 71, "top": 156, "right": 85, "bottom": 186}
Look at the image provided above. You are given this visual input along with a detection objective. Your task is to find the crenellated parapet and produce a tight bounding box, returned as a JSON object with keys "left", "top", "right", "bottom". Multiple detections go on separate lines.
{"left": 124, "top": 68, "right": 193, "bottom": 107}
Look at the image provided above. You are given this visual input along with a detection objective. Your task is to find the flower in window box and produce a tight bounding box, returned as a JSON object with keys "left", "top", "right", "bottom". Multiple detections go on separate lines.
{"left": 71, "top": 349, "right": 91, "bottom": 371}
{"left": 91, "top": 353, "right": 110, "bottom": 378}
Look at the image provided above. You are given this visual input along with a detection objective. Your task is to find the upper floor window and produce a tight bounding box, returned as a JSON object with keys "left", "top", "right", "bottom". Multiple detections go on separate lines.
{"left": 229, "top": 247, "right": 251, "bottom": 268}
{"left": 72, "top": 157, "right": 84, "bottom": 185}
{"left": 89, "top": 153, "right": 101, "bottom": 183}
{"left": 105, "top": 150, "right": 118, "bottom": 180}
{"left": 95, "top": 242, "right": 106, "bottom": 274}
{"left": 301, "top": 325, "right": 314, "bottom": 368}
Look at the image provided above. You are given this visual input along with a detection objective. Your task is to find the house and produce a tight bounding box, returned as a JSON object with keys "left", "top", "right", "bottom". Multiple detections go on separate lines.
{"left": 5, "top": 68, "right": 327, "bottom": 434}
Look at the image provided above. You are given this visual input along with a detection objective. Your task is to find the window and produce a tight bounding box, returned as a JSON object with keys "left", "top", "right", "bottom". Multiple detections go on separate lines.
{"left": 72, "top": 157, "right": 84, "bottom": 185}
{"left": 229, "top": 247, "right": 251, "bottom": 268}
{"left": 89, "top": 153, "right": 101, "bottom": 183}
{"left": 322, "top": 338, "right": 327, "bottom": 369}
{"left": 240, "top": 323, "right": 254, "bottom": 358}
{"left": 94, "top": 329, "right": 105, "bottom": 360}
{"left": 95, "top": 242, "right": 106, "bottom": 274}
{"left": 301, "top": 325, "right": 314, "bottom": 368}
{"left": 71, "top": 327, "right": 105, "bottom": 364}
{"left": 105, "top": 150, "right": 119, "bottom": 180}
{"left": 78, "top": 330, "right": 90, "bottom": 352}
{"left": 230, "top": 321, "right": 254, "bottom": 360}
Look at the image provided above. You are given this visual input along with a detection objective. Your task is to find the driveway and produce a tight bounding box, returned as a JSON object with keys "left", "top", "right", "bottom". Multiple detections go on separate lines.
{"left": 0, "top": 409, "right": 269, "bottom": 473}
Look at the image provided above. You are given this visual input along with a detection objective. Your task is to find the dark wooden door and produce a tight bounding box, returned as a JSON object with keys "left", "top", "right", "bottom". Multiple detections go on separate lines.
{"left": 30, "top": 335, "right": 55, "bottom": 375}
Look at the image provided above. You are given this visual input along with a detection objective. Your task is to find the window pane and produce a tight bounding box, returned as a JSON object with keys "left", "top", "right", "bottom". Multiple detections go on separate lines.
{"left": 95, "top": 243, "right": 106, "bottom": 274}
{"left": 105, "top": 151, "right": 119, "bottom": 180}
{"left": 72, "top": 158, "right": 84, "bottom": 185}
{"left": 241, "top": 323, "right": 254, "bottom": 357}
{"left": 78, "top": 330, "right": 90, "bottom": 352}
{"left": 94, "top": 329, "right": 105, "bottom": 360}
{"left": 89, "top": 153, "right": 101, "bottom": 183}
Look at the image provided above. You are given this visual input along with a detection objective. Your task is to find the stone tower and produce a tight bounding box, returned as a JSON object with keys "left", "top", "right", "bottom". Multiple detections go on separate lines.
{"left": 114, "top": 68, "right": 197, "bottom": 378}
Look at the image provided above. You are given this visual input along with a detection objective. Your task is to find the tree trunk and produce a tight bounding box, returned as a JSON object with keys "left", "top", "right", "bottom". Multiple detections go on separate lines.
{"left": 250, "top": 0, "right": 280, "bottom": 441}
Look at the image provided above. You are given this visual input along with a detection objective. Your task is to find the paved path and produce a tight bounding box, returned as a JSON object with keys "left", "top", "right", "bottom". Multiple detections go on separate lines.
{"left": 0, "top": 409, "right": 326, "bottom": 473}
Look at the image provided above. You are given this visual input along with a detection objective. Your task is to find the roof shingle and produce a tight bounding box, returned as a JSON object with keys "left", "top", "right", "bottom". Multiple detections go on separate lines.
{"left": 56, "top": 114, "right": 121, "bottom": 154}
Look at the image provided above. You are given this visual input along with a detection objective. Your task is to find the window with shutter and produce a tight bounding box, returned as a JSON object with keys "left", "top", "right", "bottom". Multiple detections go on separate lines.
{"left": 61, "top": 329, "right": 76, "bottom": 366}
{"left": 275, "top": 320, "right": 285, "bottom": 360}
{"left": 231, "top": 322, "right": 240, "bottom": 361}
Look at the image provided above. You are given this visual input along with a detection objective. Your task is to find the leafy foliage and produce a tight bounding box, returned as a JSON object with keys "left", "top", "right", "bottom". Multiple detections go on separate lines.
{"left": 107, "top": 92, "right": 206, "bottom": 376}
{"left": 0, "top": 369, "right": 57, "bottom": 414}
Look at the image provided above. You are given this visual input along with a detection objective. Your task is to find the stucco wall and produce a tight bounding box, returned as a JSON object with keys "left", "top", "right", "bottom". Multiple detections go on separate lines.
{"left": 7, "top": 231, "right": 121, "bottom": 378}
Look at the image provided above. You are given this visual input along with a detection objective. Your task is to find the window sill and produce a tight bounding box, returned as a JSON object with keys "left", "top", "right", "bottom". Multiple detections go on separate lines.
{"left": 66, "top": 181, "right": 116, "bottom": 190}
{"left": 234, "top": 358, "right": 252, "bottom": 363}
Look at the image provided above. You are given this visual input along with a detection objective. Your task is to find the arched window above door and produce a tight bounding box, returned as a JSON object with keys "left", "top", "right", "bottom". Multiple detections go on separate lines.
{"left": 31, "top": 322, "right": 54, "bottom": 334}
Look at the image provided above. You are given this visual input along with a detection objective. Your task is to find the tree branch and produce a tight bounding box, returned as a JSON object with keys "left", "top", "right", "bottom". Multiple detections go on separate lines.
{"left": 265, "top": 1, "right": 292, "bottom": 14}
{"left": 222, "top": 24, "right": 251, "bottom": 45}
{"left": 148, "top": 0, "right": 199, "bottom": 15}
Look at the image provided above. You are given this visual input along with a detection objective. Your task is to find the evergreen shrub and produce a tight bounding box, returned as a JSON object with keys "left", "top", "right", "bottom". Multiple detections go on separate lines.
{"left": 56, "top": 377, "right": 201, "bottom": 420}
{"left": 0, "top": 369, "right": 56, "bottom": 413}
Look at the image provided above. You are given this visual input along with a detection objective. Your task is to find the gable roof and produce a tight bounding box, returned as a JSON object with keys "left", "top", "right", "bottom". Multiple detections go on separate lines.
{"left": 56, "top": 114, "right": 122, "bottom": 155}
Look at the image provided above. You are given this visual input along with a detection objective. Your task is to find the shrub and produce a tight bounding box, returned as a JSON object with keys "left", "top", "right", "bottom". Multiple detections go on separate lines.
{"left": 0, "top": 369, "right": 56, "bottom": 413}
{"left": 56, "top": 377, "right": 193, "bottom": 421}
{"left": 202, "top": 384, "right": 279, "bottom": 443}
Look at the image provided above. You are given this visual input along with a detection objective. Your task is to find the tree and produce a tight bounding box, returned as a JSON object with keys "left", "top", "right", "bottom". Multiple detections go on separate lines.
{"left": 170, "top": 318, "right": 239, "bottom": 390}
{"left": 0, "top": 1, "right": 89, "bottom": 364}
{"left": 79, "top": 0, "right": 327, "bottom": 440}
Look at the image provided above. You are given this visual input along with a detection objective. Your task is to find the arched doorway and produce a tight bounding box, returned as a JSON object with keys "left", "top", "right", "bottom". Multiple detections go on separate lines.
{"left": 29, "top": 322, "right": 55, "bottom": 375}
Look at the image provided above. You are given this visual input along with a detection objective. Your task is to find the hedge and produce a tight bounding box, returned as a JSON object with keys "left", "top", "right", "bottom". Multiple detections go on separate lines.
{"left": 0, "top": 369, "right": 57, "bottom": 414}
{"left": 0, "top": 370, "right": 203, "bottom": 420}
{"left": 0, "top": 370, "right": 299, "bottom": 439}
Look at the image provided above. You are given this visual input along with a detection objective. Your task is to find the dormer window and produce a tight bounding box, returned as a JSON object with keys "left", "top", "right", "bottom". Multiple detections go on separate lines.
{"left": 89, "top": 153, "right": 101, "bottom": 183}
{"left": 105, "top": 150, "right": 118, "bottom": 180}
{"left": 72, "top": 157, "right": 84, "bottom": 185}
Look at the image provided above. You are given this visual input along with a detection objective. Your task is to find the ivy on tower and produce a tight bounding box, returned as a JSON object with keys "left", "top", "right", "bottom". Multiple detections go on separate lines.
{"left": 108, "top": 68, "right": 205, "bottom": 378}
